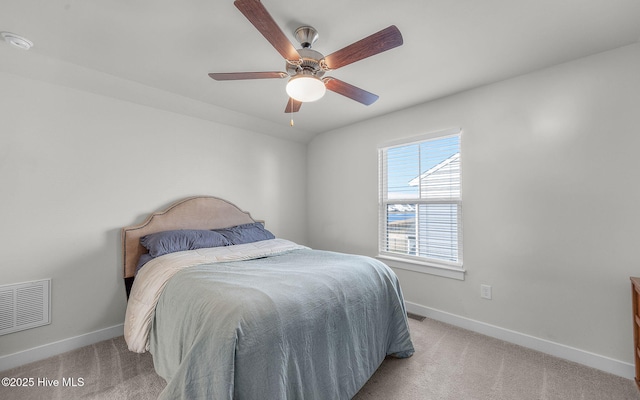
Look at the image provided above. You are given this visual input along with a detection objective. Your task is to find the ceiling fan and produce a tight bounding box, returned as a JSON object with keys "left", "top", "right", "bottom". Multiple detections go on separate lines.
{"left": 208, "top": 0, "right": 403, "bottom": 114}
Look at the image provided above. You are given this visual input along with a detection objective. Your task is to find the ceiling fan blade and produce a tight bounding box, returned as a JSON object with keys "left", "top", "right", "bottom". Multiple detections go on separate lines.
{"left": 323, "top": 77, "right": 379, "bottom": 105}
{"left": 323, "top": 25, "right": 403, "bottom": 70}
{"left": 234, "top": 0, "right": 300, "bottom": 62}
{"left": 284, "top": 98, "right": 302, "bottom": 113}
{"left": 208, "top": 71, "right": 288, "bottom": 80}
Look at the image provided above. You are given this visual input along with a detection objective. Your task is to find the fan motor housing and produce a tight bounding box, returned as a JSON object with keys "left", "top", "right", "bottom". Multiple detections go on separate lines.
{"left": 286, "top": 48, "right": 325, "bottom": 78}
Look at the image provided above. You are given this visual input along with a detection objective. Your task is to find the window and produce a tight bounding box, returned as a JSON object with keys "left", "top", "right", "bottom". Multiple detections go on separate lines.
{"left": 378, "top": 128, "right": 463, "bottom": 275}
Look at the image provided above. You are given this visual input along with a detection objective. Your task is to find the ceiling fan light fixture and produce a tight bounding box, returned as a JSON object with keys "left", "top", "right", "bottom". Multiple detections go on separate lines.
{"left": 286, "top": 75, "right": 326, "bottom": 102}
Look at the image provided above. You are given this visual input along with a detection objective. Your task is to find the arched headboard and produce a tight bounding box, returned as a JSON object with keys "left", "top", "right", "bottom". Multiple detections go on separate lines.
{"left": 121, "top": 196, "right": 258, "bottom": 295}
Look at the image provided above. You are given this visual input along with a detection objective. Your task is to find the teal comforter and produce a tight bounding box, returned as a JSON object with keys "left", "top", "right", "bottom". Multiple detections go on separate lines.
{"left": 149, "top": 248, "right": 414, "bottom": 399}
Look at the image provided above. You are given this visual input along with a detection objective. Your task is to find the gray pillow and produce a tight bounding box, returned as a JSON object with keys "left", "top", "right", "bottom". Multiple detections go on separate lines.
{"left": 213, "top": 222, "right": 275, "bottom": 245}
{"left": 140, "top": 229, "right": 231, "bottom": 258}
{"left": 135, "top": 253, "right": 154, "bottom": 274}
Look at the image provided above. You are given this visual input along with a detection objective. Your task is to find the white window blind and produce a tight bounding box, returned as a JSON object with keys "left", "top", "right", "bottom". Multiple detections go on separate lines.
{"left": 379, "top": 129, "right": 462, "bottom": 269}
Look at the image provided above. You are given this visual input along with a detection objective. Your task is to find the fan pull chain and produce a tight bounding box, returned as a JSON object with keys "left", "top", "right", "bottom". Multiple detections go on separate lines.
{"left": 289, "top": 98, "right": 294, "bottom": 127}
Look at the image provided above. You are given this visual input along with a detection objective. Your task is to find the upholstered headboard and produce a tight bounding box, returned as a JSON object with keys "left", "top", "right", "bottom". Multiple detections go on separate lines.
{"left": 121, "top": 196, "right": 258, "bottom": 294}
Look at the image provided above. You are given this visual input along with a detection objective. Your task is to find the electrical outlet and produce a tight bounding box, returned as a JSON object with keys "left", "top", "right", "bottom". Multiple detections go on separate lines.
{"left": 480, "top": 284, "right": 492, "bottom": 300}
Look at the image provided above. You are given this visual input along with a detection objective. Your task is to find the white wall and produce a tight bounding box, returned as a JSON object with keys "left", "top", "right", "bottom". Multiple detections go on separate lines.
{"left": 308, "top": 43, "right": 640, "bottom": 370}
{"left": 0, "top": 70, "right": 307, "bottom": 359}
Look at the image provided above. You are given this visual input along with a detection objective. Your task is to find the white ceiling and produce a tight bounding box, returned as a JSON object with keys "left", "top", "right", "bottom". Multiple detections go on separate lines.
{"left": 1, "top": 0, "right": 639, "bottom": 142}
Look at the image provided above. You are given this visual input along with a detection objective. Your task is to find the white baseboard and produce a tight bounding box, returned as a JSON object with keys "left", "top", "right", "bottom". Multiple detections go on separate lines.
{"left": 2, "top": 307, "right": 635, "bottom": 380}
{"left": 0, "top": 324, "right": 124, "bottom": 372}
{"left": 405, "top": 301, "right": 634, "bottom": 380}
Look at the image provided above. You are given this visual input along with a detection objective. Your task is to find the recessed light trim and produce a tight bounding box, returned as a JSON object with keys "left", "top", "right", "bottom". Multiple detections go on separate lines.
{"left": 1, "top": 32, "right": 33, "bottom": 50}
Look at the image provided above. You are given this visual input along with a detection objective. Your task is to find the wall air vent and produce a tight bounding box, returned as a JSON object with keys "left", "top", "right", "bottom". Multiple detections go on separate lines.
{"left": 0, "top": 279, "right": 51, "bottom": 336}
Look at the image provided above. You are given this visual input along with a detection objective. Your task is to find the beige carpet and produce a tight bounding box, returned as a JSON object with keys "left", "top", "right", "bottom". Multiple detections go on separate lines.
{"left": 1, "top": 317, "right": 639, "bottom": 399}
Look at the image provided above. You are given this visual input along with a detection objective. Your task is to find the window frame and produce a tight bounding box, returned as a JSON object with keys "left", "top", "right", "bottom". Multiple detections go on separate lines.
{"left": 377, "top": 127, "right": 465, "bottom": 280}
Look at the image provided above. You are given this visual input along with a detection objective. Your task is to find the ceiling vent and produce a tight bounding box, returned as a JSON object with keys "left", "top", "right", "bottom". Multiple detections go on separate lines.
{"left": 1, "top": 32, "right": 33, "bottom": 50}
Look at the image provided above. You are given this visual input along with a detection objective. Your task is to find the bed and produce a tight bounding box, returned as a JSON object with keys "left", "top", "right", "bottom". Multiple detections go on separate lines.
{"left": 122, "top": 196, "right": 414, "bottom": 399}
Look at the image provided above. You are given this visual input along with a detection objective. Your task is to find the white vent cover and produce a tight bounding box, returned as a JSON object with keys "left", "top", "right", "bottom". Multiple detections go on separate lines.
{"left": 0, "top": 279, "right": 50, "bottom": 336}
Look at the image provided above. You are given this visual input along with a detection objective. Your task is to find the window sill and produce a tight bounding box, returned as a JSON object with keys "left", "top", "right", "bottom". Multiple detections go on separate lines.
{"left": 377, "top": 254, "right": 465, "bottom": 280}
